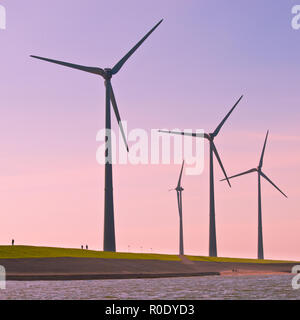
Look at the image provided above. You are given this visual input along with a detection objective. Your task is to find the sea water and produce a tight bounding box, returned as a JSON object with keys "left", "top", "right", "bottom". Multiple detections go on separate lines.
{"left": 0, "top": 275, "right": 299, "bottom": 300}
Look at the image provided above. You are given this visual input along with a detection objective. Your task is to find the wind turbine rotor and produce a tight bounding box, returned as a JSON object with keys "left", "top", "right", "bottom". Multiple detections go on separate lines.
{"left": 211, "top": 142, "right": 231, "bottom": 187}
{"left": 106, "top": 81, "right": 129, "bottom": 152}
{"left": 158, "top": 130, "right": 207, "bottom": 139}
{"left": 220, "top": 168, "right": 257, "bottom": 182}
{"left": 259, "top": 130, "right": 269, "bottom": 169}
{"left": 30, "top": 55, "right": 105, "bottom": 77}
{"left": 177, "top": 161, "right": 185, "bottom": 189}
{"left": 260, "top": 171, "right": 288, "bottom": 198}
{"left": 212, "top": 95, "right": 243, "bottom": 137}
{"left": 111, "top": 19, "right": 163, "bottom": 75}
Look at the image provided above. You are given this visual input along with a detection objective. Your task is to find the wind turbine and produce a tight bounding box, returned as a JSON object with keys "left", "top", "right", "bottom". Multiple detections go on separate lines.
{"left": 221, "top": 130, "right": 287, "bottom": 260}
{"left": 159, "top": 95, "right": 243, "bottom": 257}
{"left": 169, "top": 160, "right": 185, "bottom": 255}
{"left": 30, "top": 19, "right": 163, "bottom": 252}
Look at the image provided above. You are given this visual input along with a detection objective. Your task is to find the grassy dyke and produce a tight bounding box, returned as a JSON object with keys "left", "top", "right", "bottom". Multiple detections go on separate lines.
{"left": 0, "top": 246, "right": 297, "bottom": 263}
{"left": 0, "top": 246, "right": 181, "bottom": 261}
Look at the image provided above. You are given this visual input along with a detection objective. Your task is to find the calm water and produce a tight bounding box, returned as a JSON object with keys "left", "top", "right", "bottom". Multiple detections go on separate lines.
{"left": 0, "top": 275, "right": 299, "bottom": 300}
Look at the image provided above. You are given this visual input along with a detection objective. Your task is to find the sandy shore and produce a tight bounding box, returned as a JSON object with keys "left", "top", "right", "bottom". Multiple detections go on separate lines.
{"left": 220, "top": 270, "right": 291, "bottom": 277}
{"left": 0, "top": 257, "right": 295, "bottom": 281}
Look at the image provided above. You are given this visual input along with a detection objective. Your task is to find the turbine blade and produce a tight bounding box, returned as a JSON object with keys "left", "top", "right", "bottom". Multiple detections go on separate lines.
{"left": 111, "top": 19, "right": 163, "bottom": 75}
{"left": 176, "top": 192, "right": 181, "bottom": 217}
{"left": 158, "top": 130, "right": 207, "bottom": 139}
{"left": 108, "top": 82, "right": 129, "bottom": 152}
{"left": 220, "top": 168, "right": 257, "bottom": 181}
{"left": 211, "top": 142, "right": 231, "bottom": 187}
{"left": 259, "top": 130, "right": 269, "bottom": 168}
{"left": 30, "top": 55, "right": 105, "bottom": 77}
{"left": 212, "top": 95, "right": 243, "bottom": 137}
{"left": 260, "top": 171, "right": 288, "bottom": 198}
{"left": 179, "top": 192, "right": 183, "bottom": 216}
{"left": 177, "top": 160, "right": 185, "bottom": 189}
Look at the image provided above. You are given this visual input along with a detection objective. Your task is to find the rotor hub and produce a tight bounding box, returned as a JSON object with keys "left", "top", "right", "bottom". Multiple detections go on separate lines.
{"left": 208, "top": 133, "right": 214, "bottom": 141}
{"left": 104, "top": 68, "right": 112, "bottom": 80}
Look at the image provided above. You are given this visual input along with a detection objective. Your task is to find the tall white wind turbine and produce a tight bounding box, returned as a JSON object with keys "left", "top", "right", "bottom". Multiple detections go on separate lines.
{"left": 31, "top": 20, "right": 163, "bottom": 252}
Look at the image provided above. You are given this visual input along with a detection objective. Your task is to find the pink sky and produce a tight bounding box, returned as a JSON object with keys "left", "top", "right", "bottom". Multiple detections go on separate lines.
{"left": 0, "top": 0, "right": 299, "bottom": 260}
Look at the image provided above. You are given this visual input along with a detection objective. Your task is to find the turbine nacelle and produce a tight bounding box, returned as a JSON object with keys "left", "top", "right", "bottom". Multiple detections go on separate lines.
{"left": 207, "top": 133, "right": 215, "bottom": 141}
{"left": 103, "top": 68, "right": 113, "bottom": 80}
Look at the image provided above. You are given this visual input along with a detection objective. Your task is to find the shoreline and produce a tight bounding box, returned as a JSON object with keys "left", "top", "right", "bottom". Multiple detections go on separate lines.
{"left": 220, "top": 270, "right": 291, "bottom": 277}
{"left": 0, "top": 256, "right": 295, "bottom": 281}
{"left": 6, "top": 272, "right": 221, "bottom": 281}
{"left": 5, "top": 271, "right": 292, "bottom": 281}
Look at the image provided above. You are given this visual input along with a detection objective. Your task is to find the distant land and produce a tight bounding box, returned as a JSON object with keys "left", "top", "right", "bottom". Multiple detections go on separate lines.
{"left": 0, "top": 246, "right": 298, "bottom": 281}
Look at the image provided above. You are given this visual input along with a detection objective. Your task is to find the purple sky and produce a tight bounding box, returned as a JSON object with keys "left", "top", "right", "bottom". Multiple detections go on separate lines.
{"left": 0, "top": 0, "right": 299, "bottom": 260}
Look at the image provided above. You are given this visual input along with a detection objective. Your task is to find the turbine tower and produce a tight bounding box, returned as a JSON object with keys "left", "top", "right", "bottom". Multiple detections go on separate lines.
{"left": 159, "top": 95, "right": 243, "bottom": 257}
{"left": 30, "top": 20, "right": 163, "bottom": 252}
{"left": 221, "top": 130, "right": 287, "bottom": 259}
{"left": 169, "top": 160, "right": 185, "bottom": 255}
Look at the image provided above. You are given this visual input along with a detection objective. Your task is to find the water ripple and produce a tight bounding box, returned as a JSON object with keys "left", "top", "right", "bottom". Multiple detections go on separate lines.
{"left": 0, "top": 275, "right": 299, "bottom": 300}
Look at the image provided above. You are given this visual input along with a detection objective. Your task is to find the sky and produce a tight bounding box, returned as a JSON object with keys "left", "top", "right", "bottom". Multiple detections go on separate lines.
{"left": 0, "top": 0, "right": 299, "bottom": 260}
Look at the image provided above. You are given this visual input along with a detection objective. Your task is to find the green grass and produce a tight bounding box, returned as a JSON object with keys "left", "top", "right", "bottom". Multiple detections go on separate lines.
{"left": 0, "top": 246, "right": 181, "bottom": 261}
{"left": 186, "top": 255, "right": 298, "bottom": 264}
{"left": 0, "top": 246, "right": 297, "bottom": 264}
